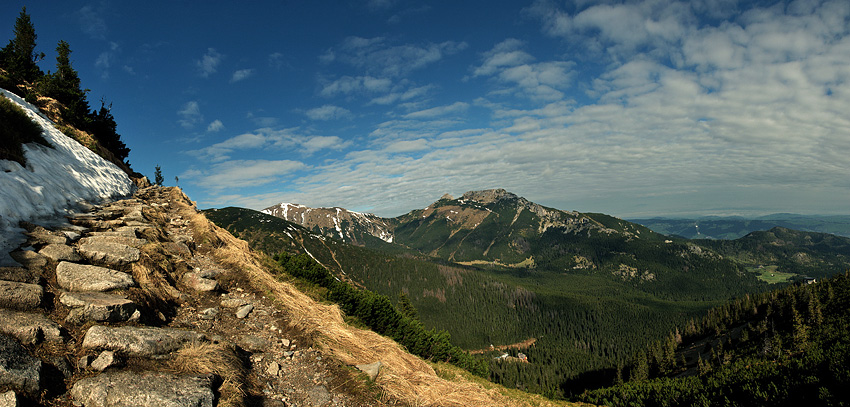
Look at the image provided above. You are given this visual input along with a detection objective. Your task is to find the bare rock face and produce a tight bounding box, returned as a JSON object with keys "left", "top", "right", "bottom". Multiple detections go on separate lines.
{"left": 0, "top": 281, "right": 43, "bottom": 310}
{"left": 81, "top": 326, "right": 205, "bottom": 357}
{"left": 0, "top": 309, "right": 64, "bottom": 344}
{"left": 459, "top": 188, "right": 517, "bottom": 204}
{"left": 0, "top": 334, "right": 42, "bottom": 395}
{"left": 180, "top": 272, "right": 219, "bottom": 292}
{"left": 60, "top": 292, "right": 138, "bottom": 324}
{"left": 70, "top": 371, "right": 214, "bottom": 407}
{"left": 55, "top": 262, "right": 134, "bottom": 292}
{"left": 78, "top": 235, "right": 147, "bottom": 248}
{"left": 355, "top": 361, "right": 382, "bottom": 381}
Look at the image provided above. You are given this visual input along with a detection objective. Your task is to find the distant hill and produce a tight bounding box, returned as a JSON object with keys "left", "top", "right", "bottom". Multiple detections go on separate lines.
{"left": 629, "top": 215, "right": 850, "bottom": 239}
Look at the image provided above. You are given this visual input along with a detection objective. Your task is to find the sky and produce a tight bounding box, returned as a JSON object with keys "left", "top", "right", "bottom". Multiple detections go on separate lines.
{"left": 2, "top": 0, "right": 849, "bottom": 218}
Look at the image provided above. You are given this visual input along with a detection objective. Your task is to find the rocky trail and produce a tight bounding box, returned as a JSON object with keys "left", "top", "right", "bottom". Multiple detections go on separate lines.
{"left": 0, "top": 186, "right": 390, "bottom": 407}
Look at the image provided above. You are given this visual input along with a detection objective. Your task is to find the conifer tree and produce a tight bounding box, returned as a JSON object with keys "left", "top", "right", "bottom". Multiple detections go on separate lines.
{"left": 41, "top": 40, "right": 90, "bottom": 124}
{"left": 0, "top": 7, "right": 44, "bottom": 84}
{"left": 154, "top": 165, "right": 164, "bottom": 186}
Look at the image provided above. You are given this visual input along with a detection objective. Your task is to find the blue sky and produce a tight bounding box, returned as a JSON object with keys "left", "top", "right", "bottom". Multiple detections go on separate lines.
{"left": 3, "top": 0, "right": 849, "bottom": 218}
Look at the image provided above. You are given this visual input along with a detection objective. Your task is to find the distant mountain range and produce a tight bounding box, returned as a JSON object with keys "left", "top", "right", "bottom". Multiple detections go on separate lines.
{"left": 628, "top": 214, "right": 850, "bottom": 239}
{"left": 205, "top": 189, "right": 850, "bottom": 397}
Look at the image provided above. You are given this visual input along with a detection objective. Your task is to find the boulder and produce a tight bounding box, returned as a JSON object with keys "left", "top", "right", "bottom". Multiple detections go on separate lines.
{"left": 235, "top": 304, "right": 254, "bottom": 319}
{"left": 38, "top": 244, "right": 81, "bottom": 262}
{"left": 0, "top": 334, "right": 41, "bottom": 395}
{"left": 237, "top": 335, "right": 269, "bottom": 352}
{"left": 355, "top": 361, "right": 383, "bottom": 381}
{"left": 60, "top": 292, "right": 138, "bottom": 323}
{"left": 0, "top": 281, "right": 42, "bottom": 310}
{"left": 90, "top": 351, "right": 121, "bottom": 371}
{"left": 0, "top": 390, "right": 19, "bottom": 406}
{"left": 82, "top": 325, "right": 205, "bottom": 357}
{"left": 70, "top": 371, "right": 214, "bottom": 407}
{"left": 24, "top": 227, "right": 69, "bottom": 246}
{"left": 56, "top": 262, "right": 134, "bottom": 292}
{"left": 220, "top": 298, "right": 248, "bottom": 308}
{"left": 0, "top": 267, "right": 38, "bottom": 284}
{"left": 0, "top": 309, "right": 64, "bottom": 344}
{"left": 78, "top": 242, "right": 140, "bottom": 266}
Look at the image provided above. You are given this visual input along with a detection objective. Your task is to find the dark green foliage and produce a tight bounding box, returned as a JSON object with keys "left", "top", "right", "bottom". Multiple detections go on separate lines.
{"left": 154, "top": 165, "right": 164, "bottom": 186}
{"left": 38, "top": 40, "right": 90, "bottom": 125}
{"left": 89, "top": 101, "right": 129, "bottom": 162}
{"left": 0, "top": 7, "right": 44, "bottom": 85}
{"left": 0, "top": 94, "right": 48, "bottom": 165}
{"left": 273, "top": 252, "right": 488, "bottom": 376}
{"left": 582, "top": 271, "right": 850, "bottom": 406}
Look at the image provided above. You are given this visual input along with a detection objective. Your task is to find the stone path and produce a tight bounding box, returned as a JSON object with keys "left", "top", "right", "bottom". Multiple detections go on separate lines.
{"left": 0, "top": 186, "right": 389, "bottom": 407}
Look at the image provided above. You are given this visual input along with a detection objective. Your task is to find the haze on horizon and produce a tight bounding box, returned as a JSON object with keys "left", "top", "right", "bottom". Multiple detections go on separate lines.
{"left": 6, "top": 0, "right": 849, "bottom": 219}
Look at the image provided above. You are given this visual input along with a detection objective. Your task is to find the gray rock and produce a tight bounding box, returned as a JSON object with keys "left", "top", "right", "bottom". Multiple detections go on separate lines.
{"left": 307, "top": 385, "right": 332, "bottom": 407}
{"left": 70, "top": 371, "right": 214, "bottom": 407}
{"left": 0, "top": 390, "right": 19, "bottom": 407}
{"left": 197, "top": 269, "right": 223, "bottom": 279}
{"left": 163, "top": 242, "right": 192, "bottom": 258}
{"left": 199, "top": 308, "right": 219, "bottom": 320}
{"left": 8, "top": 250, "right": 47, "bottom": 269}
{"left": 181, "top": 272, "right": 219, "bottom": 292}
{"left": 220, "top": 298, "right": 248, "bottom": 308}
{"left": 0, "top": 309, "right": 63, "bottom": 344}
{"left": 235, "top": 304, "right": 254, "bottom": 319}
{"left": 0, "top": 334, "right": 41, "bottom": 395}
{"left": 38, "top": 244, "right": 81, "bottom": 262}
{"left": 78, "top": 242, "right": 140, "bottom": 266}
{"left": 90, "top": 229, "right": 137, "bottom": 238}
{"left": 60, "top": 292, "right": 138, "bottom": 323}
{"left": 90, "top": 351, "right": 121, "bottom": 371}
{"left": 0, "top": 267, "right": 38, "bottom": 284}
{"left": 237, "top": 335, "right": 269, "bottom": 352}
{"left": 50, "top": 356, "right": 73, "bottom": 379}
{"left": 355, "top": 361, "right": 382, "bottom": 381}
{"left": 78, "top": 355, "right": 92, "bottom": 370}
{"left": 0, "top": 281, "right": 42, "bottom": 310}
{"left": 63, "top": 230, "right": 82, "bottom": 242}
{"left": 78, "top": 235, "right": 147, "bottom": 248}
{"left": 281, "top": 338, "right": 291, "bottom": 348}
{"left": 82, "top": 325, "right": 205, "bottom": 357}
{"left": 56, "top": 262, "right": 134, "bottom": 292}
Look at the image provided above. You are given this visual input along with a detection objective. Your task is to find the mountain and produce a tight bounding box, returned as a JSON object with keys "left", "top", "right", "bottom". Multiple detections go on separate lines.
{"left": 630, "top": 214, "right": 850, "bottom": 239}
{"left": 262, "top": 202, "right": 395, "bottom": 246}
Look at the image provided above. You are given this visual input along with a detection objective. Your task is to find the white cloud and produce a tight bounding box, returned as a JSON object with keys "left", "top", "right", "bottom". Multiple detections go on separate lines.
{"left": 206, "top": 120, "right": 224, "bottom": 133}
{"left": 197, "top": 48, "right": 223, "bottom": 77}
{"left": 188, "top": 128, "right": 352, "bottom": 161}
{"left": 230, "top": 68, "right": 255, "bottom": 83}
{"left": 178, "top": 101, "right": 203, "bottom": 129}
{"left": 305, "top": 105, "right": 352, "bottom": 120}
{"left": 187, "top": 159, "right": 306, "bottom": 190}
{"left": 403, "top": 102, "right": 469, "bottom": 119}
{"left": 323, "top": 36, "right": 468, "bottom": 77}
{"left": 320, "top": 76, "right": 393, "bottom": 96}
{"left": 473, "top": 40, "right": 575, "bottom": 100}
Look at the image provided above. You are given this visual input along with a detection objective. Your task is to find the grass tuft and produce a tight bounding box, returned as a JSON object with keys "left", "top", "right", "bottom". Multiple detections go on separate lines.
{"left": 0, "top": 93, "right": 50, "bottom": 166}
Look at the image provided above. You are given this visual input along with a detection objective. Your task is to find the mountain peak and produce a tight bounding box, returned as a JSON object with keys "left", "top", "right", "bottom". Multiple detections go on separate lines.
{"left": 459, "top": 188, "right": 518, "bottom": 204}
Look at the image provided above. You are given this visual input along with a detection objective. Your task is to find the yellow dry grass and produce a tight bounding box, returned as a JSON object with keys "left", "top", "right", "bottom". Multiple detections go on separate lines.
{"left": 168, "top": 342, "right": 246, "bottom": 407}
{"left": 162, "top": 187, "right": 588, "bottom": 407}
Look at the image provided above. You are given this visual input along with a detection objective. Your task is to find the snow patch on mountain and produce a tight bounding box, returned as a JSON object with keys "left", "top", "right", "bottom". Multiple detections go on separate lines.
{"left": 0, "top": 89, "right": 133, "bottom": 265}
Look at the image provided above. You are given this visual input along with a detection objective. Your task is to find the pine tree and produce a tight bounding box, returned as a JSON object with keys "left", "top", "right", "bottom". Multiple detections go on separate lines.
{"left": 41, "top": 40, "right": 90, "bottom": 124}
{"left": 0, "top": 7, "right": 44, "bottom": 84}
{"left": 154, "top": 165, "right": 164, "bottom": 186}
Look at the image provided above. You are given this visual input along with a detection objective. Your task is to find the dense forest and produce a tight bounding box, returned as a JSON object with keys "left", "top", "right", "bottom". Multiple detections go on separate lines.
{"left": 581, "top": 270, "right": 850, "bottom": 406}
{"left": 0, "top": 7, "right": 130, "bottom": 171}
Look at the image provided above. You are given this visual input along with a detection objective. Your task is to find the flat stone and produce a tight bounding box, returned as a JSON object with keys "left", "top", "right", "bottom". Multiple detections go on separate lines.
{"left": 0, "top": 309, "right": 63, "bottom": 344}
{"left": 8, "top": 250, "right": 46, "bottom": 269}
{"left": 198, "top": 308, "right": 219, "bottom": 320}
{"left": 89, "top": 229, "right": 137, "bottom": 238}
{"left": 355, "top": 361, "right": 383, "bottom": 381}
{"left": 60, "top": 292, "right": 137, "bottom": 323}
{"left": 0, "top": 334, "right": 41, "bottom": 395}
{"left": 307, "top": 385, "right": 332, "bottom": 407}
{"left": 235, "top": 304, "right": 254, "bottom": 319}
{"left": 0, "top": 267, "right": 38, "bottom": 284}
{"left": 78, "top": 242, "right": 140, "bottom": 266}
{"left": 82, "top": 326, "right": 205, "bottom": 357}
{"left": 162, "top": 242, "right": 192, "bottom": 258}
{"left": 0, "top": 390, "right": 19, "bottom": 406}
{"left": 70, "top": 371, "right": 214, "bottom": 407}
{"left": 79, "top": 235, "right": 147, "bottom": 248}
{"left": 0, "top": 281, "right": 43, "bottom": 310}
{"left": 181, "top": 272, "right": 219, "bottom": 292}
{"left": 25, "top": 227, "right": 69, "bottom": 246}
{"left": 90, "top": 351, "right": 121, "bottom": 371}
{"left": 56, "top": 262, "right": 134, "bottom": 292}
{"left": 38, "top": 244, "right": 81, "bottom": 262}
{"left": 266, "top": 361, "right": 280, "bottom": 376}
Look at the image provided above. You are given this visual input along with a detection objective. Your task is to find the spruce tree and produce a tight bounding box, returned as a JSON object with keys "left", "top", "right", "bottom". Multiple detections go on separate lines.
{"left": 41, "top": 40, "right": 90, "bottom": 124}
{"left": 0, "top": 7, "right": 44, "bottom": 84}
{"left": 154, "top": 165, "right": 164, "bottom": 186}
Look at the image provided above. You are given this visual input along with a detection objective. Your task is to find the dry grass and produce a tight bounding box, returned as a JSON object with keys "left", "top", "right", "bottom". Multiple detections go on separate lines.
{"left": 160, "top": 187, "right": 580, "bottom": 407}
{"left": 167, "top": 342, "right": 246, "bottom": 407}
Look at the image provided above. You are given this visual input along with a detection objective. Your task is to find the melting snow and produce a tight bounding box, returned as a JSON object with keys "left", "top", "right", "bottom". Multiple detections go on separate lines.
{"left": 0, "top": 89, "right": 133, "bottom": 265}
